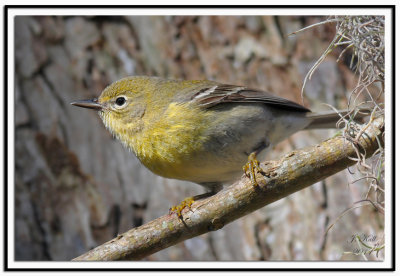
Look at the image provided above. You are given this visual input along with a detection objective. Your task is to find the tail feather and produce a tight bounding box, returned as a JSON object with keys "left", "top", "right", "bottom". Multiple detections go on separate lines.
{"left": 305, "top": 109, "right": 370, "bottom": 130}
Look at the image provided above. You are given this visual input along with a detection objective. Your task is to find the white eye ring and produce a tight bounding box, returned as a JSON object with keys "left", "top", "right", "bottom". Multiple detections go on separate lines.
{"left": 114, "top": 96, "right": 127, "bottom": 108}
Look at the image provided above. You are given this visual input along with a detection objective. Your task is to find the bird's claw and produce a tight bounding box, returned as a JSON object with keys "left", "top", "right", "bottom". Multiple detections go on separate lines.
{"left": 243, "top": 152, "right": 263, "bottom": 186}
{"left": 169, "top": 197, "right": 194, "bottom": 217}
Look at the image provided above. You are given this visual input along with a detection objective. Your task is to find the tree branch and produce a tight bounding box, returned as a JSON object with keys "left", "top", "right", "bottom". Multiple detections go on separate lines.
{"left": 73, "top": 115, "right": 384, "bottom": 261}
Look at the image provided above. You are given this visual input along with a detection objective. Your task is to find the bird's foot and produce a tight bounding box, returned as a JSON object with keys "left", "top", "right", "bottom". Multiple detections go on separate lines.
{"left": 243, "top": 152, "right": 263, "bottom": 186}
{"left": 169, "top": 197, "right": 195, "bottom": 218}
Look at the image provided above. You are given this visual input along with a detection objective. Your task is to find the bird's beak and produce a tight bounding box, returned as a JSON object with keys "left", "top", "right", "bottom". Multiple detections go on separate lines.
{"left": 70, "top": 98, "right": 103, "bottom": 110}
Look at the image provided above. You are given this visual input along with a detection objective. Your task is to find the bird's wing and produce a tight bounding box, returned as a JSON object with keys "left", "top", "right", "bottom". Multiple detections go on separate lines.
{"left": 189, "top": 84, "right": 310, "bottom": 112}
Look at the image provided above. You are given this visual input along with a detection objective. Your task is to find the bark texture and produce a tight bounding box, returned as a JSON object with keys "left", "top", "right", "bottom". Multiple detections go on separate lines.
{"left": 14, "top": 15, "right": 384, "bottom": 261}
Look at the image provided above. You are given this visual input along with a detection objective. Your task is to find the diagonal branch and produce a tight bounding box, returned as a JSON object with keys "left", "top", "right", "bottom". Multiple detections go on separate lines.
{"left": 73, "top": 116, "right": 384, "bottom": 261}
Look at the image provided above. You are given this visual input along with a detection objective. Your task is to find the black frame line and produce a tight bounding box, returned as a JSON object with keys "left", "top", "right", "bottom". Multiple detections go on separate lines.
{"left": 3, "top": 4, "right": 395, "bottom": 272}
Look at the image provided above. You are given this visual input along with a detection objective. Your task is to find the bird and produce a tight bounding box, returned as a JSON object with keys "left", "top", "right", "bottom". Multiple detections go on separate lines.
{"left": 71, "top": 76, "right": 364, "bottom": 215}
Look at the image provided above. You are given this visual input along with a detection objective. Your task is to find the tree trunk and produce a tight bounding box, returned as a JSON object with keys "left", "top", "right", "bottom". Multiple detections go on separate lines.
{"left": 14, "top": 15, "right": 384, "bottom": 261}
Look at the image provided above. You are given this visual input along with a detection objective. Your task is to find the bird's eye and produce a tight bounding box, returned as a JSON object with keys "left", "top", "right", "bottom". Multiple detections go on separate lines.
{"left": 115, "top": 97, "right": 126, "bottom": 106}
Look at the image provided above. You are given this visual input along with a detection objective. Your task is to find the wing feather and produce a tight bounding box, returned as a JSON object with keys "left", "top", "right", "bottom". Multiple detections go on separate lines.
{"left": 190, "top": 84, "right": 310, "bottom": 112}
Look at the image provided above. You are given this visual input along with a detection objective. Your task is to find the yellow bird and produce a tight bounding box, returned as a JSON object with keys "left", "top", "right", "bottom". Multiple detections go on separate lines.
{"left": 71, "top": 76, "right": 353, "bottom": 215}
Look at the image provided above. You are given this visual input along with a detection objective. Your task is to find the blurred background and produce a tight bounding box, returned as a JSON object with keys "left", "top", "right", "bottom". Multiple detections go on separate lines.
{"left": 14, "top": 15, "right": 384, "bottom": 261}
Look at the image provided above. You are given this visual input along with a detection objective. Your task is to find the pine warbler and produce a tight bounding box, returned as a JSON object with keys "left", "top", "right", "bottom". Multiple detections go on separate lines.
{"left": 71, "top": 76, "right": 353, "bottom": 215}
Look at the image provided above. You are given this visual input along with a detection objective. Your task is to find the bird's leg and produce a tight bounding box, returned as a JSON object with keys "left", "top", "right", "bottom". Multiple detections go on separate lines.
{"left": 169, "top": 183, "right": 222, "bottom": 217}
{"left": 243, "top": 152, "right": 263, "bottom": 186}
{"left": 243, "top": 140, "right": 269, "bottom": 187}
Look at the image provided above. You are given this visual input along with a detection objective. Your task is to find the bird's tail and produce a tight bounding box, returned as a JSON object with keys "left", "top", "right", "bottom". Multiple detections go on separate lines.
{"left": 305, "top": 109, "right": 370, "bottom": 130}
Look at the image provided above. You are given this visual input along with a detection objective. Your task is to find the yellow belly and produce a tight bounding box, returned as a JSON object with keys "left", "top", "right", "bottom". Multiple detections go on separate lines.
{"left": 129, "top": 103, "right": 217, "bottom": 181}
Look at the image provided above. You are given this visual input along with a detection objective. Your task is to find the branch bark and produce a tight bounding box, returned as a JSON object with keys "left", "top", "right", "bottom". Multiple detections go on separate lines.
{"left": 73, "top": 115, "right": 384, "bottom": 261}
